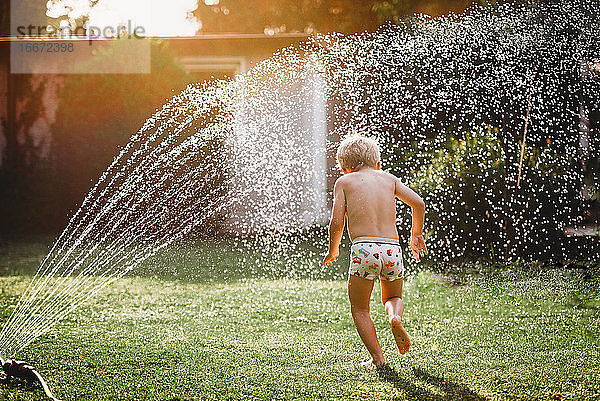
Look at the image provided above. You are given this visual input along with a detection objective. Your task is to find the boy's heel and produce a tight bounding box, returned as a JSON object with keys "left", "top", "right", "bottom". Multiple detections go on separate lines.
{"left": 390, "top": 316, "right": 410, "bottom": 354}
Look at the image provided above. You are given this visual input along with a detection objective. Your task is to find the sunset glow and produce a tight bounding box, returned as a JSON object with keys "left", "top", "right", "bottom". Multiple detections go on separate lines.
{"left": 47, "top": 0, "right": 201, "bottom": 36}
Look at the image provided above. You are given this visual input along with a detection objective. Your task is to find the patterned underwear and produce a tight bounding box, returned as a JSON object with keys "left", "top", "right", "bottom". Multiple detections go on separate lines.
{"left": 349, "top": 236, "right": 404, "bottom": 281}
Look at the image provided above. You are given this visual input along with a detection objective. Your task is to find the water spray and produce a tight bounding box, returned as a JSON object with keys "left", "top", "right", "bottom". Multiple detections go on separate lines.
{"left": 0, "top": 358, "right": 61, "bottom": 401}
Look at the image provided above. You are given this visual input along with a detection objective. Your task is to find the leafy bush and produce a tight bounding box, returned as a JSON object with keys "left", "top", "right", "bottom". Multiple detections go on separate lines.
{"left": 407, "top": 129, "right": 597, "bottom": 263}
{"left": 410, "top": 130, "right": 505, "bottom": 260}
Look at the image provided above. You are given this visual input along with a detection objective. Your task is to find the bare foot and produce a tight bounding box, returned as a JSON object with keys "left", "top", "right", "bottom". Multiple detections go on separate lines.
{"left": 390, "top": 316, "right": 410, "bottom": 354}
{"left": 360, "top": 357, "right": 386, "bottom": 367}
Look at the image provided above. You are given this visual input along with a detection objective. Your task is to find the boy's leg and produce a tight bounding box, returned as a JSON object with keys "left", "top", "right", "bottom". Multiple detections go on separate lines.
{"left": 347, "top": 276, "right": 385, "bottom": 366}
{"left": 381, "top": 278, "right": 410, "bottom": 354}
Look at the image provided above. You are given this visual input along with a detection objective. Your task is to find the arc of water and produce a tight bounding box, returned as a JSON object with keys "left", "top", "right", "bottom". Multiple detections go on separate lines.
{"left": 0, "top": 111, "right": 229, "bottom": 355}
{"left": 0, "top": 84, "right": 228, "bottom": 339}
{"left": 6, "top": 156, "right": 213, "bottom": 339}
{"left": 0, "top": 123, "right": 180, "bottom": 343}
{"left": 2, "top": 155, "right": 237, "bottom": 354}
{"left": 5, "top": 117, "right": 234, "bottom": 342}
{"left": 7, "top": 185, "right": 240, "bottom": 356}
{"left": 0, "top": 84, "right": 223, "bottom": 326}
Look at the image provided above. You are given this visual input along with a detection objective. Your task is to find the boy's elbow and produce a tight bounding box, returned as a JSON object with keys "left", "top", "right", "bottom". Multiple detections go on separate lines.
{"left": 414, "top": 198, "right": 425, "bottom": 211}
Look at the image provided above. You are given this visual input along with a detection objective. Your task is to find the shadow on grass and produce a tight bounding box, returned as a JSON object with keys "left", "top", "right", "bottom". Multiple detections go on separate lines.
{"left": 377, "top": 365, "right": 486, "bottom": 401}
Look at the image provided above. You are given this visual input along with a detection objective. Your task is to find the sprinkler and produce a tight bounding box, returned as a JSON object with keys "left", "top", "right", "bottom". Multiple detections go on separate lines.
{"left": 1, "top": 358, "right": 60, "bottom": 401}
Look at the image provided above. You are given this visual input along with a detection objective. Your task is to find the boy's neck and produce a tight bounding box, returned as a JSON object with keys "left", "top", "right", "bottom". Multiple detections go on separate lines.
{"left": 342, "top": 163, "right": 381, "bottom": 175}
{"left": 351, "top": 166, "right": 376, "bottom": 173}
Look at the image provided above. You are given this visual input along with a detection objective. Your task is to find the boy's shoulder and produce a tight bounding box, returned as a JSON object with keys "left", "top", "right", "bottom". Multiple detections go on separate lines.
{"left": 380, "top": 169, "right": 399, "bottom": 178}
{"left": 382, "top": 170, "right": 401, "bottom": 182}
{"left": 335, "top": 170, "right": 399, "bottom": 186}
{"left": 334, "top": 173, "right": 355, "bottom": 189}
{"left": 335, "top": 174, "right": 350, "bottom": 184}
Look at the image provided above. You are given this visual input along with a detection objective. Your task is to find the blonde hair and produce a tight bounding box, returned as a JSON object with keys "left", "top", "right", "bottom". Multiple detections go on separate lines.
{"left": 336, "top": 134, "right": 381, "bottom": 171}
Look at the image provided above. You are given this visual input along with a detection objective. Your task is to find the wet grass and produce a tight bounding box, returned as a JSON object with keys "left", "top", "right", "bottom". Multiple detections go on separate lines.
{"left": 0, "top": 240, "right": 598, "bottom": 400}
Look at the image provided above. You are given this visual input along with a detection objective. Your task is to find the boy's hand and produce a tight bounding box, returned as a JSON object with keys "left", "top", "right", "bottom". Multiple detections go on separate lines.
{"left": 323, "top": 249, "right": 339, "bottom": 266}
{"left": 410, "top": 234, "right": 428, "bottom": 262}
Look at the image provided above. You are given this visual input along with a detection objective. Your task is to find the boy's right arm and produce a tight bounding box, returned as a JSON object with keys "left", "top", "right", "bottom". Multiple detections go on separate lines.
{"left": 323, "top": 179, "right": 346, "bottom": 266}
{"left": 394, "top": 178, "right": 428, "bottom": 262}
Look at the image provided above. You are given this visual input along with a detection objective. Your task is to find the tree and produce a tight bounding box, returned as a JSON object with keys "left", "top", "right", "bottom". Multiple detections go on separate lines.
{"left": 193, "top": 0, "right": 474, "bottom": 34}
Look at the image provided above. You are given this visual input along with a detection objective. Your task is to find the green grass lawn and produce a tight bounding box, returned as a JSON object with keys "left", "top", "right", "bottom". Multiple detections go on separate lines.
{"left": 0, "top": 240, "right": 599, "bottom": 400}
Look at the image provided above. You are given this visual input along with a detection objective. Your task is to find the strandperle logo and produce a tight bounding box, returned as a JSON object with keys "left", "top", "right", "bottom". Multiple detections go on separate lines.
{"left": 10, "top": 0, "right": 151, "bottom": 74}
{"left": 14, "top": 20, "right": 146, "bottom": 44}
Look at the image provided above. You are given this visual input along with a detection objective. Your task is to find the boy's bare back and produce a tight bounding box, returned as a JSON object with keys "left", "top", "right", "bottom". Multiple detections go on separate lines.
{"left": 335, "top": 168, "right": 400, "bottom": 241}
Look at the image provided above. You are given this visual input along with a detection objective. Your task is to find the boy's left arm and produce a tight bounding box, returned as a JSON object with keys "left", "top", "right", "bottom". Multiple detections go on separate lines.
{"left": 323, "top": 180, "right": 346, "bottom": 266}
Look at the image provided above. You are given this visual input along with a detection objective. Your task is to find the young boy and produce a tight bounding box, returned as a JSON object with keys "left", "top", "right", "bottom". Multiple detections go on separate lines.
{"left": 323, "top": 134, "right": 427, "bottom": 367}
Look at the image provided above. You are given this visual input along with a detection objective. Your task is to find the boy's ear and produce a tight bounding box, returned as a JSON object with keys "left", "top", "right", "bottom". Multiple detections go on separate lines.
{"left": 376, "top": 161, "right": 381, "bottom": 170}
{"left": 341, "top": 167, "right": 351, "bottom": 175}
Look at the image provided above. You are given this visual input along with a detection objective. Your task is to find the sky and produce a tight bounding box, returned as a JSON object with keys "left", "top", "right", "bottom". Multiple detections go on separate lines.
{"left": 47, "top": 0, "right": 202, "bottom": 36}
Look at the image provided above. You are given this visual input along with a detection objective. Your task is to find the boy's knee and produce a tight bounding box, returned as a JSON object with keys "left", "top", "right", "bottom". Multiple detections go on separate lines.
{"left": 350, "top": 305, "right": 370, "bottom": 315}
{"left": 382, "top": 295, "right": 402, "bottom": 304}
